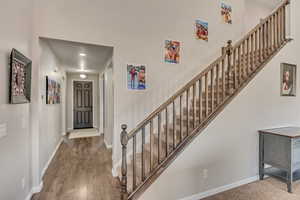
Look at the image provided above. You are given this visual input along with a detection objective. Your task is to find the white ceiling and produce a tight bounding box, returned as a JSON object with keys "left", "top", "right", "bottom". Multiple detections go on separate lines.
{"left": 42, "top": 37, "right": 113, "bottom": 74}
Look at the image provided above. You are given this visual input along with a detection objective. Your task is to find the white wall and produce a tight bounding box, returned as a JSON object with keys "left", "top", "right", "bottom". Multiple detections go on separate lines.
{"left": 38, "top": 39, "right": 65, "bottom": 180}
{"left": 244, "top": 0, "right": 275, "bottom": 32}
{"left": 0, "top": 0, "right": 34, "bottom": 200}
{"left": 104, "top": 64, "right": 114, "bottom": 147}
{"left": 141, "top": 2, "right": 300, "bottom": 200}
{"left": 33, "top": 0, "right": 258, "bottom": 168}
{"left": 99, "top": 74, "right": 104, "bottom": 135}
{"left": 66, "top": 73, "right": 100, "bottom": 130}
{"left": 0, "top": 0, "right": 287, "bottom": 199}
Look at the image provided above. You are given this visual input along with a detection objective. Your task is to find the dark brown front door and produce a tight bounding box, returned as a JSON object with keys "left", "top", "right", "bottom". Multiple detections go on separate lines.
{"left": 73, "top": 81, "right": 93, "bottom": 129}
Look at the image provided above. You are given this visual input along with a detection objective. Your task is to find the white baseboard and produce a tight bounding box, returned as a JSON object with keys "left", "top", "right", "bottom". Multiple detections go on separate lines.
{"left": 104, "top": 138, "right": 112, "bottom": 149}
{"left": 112, "top": 161, "right": 121, "bottom": 177}
{"left": 25, "top": 181, "right": 43, "bottom": 200}
{"left": 112, "top": 167, "right": 119, "bottom": 177}
{"left": 25, "top": 190, "right": 33, "bottom": 200}
{"left": 41, "top": 138, "right": 63, "bottom": 178}
{"left": 25, "top": 139, "right": 62, "bottom": 200}
{"left": 32, "top": 181, "right": 44, "bottom": 194}
{"left": 179, "top": 176, "right": 260, "bottom": 200}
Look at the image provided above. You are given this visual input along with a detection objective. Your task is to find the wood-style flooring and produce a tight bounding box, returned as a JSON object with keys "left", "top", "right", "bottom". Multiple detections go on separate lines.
{"left": 31, "top": 134, "right": 300, "bottom": 200}
{"left": 32, "top": 136, "right": 121, "bottom": 200}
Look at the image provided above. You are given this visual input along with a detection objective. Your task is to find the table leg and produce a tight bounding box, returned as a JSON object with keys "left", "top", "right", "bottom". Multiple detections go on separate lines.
{"left": 287, "top": 171, "right": 293, "bottom": 193}
{"left": 259, "top": 134, "right": 264, "bottom": 180}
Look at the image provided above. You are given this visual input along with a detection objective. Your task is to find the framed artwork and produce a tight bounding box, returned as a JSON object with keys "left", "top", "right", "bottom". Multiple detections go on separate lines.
{"left": 46, "top": 76, "right": 61, "bottom": 104}
{"left": 9, "top": 49, "right": 32, "bottom": 104}
{"left": 127, "top": 64, "right": 146, "bottom": 90}
{"left": 281, "top": 63, "right": 296, "bottom": 96}
{"left": 221, "top": 3, "right": 232, "bottom": 24}
{"left": 164, "top": 40, "right": 180, "bottom": 64}
{"left": 196, "top": 19, "right": 208, "bottom": 41}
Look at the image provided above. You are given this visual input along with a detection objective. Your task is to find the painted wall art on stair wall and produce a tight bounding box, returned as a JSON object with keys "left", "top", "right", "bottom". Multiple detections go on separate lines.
{"left": 127, "top": 64, "right": 146, "bottom": 90}
{"left": 281, "top": 63, "right": 296, "bottom": 97}
{"left": 46, "top": 76, "right": 61, "bottom": 104}
{"left": 221, "top": 2, "right": 232, "bottom": 24}
{"left": 9, "top": 48, "right": 32, "bottom": 104}
{"left": 164, "top": 40, "right": 180, "bottom": 64}
{"left": 195, "top": 19, "right": 208, "bottom": 41}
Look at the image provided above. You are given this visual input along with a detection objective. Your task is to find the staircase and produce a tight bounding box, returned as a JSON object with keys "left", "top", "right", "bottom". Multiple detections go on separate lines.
{"left": 119, "top": 1, "right": 291, "bottom": 199}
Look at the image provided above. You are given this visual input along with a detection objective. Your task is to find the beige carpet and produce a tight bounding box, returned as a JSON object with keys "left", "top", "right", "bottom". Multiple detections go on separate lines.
{"left": 203, "top": 177, "right": 300, "bottom": 200}
{"left": 68, "top": 128, "right": 100, "bottom": 139}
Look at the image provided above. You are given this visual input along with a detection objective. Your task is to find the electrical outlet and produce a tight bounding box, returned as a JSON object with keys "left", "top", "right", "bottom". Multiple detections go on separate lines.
{"left": 203, "top": 169, "right": 208, "bottom": 179}
{"left": 0, "top": 123, "right": 7, "bottom": 139}
{"left": 22, "top": 177, "right": 25, "bottom": 189}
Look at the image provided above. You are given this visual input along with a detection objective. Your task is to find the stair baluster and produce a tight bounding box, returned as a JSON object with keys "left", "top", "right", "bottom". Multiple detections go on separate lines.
{"left": 172, "top": 101, "right": 176, "bottom": 149}
{"left": 199, "top": 78, "right": 203, "bottom": 123}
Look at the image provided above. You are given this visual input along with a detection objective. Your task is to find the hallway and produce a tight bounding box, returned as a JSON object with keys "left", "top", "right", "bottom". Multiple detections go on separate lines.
{"left": 32, "top": 136, "right": 121, "bottom": 200}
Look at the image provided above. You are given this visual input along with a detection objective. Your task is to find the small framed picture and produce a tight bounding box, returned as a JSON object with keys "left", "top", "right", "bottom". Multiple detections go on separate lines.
{"left": 281, "top": 63, "right": 296, "bottom": 96}
{"left": 221, "top": 2, "right": 232, "bottom": 24}
{"left": 164, "top": 40, "right": 180, "bottom": 64}
{"left": 46, "top": 76, "right": 61, "bottom": 104}
{"left": 127, "top": 64, "right": 146, "bottom": 90}
{"left": 195, "top": 19, "right": 208, "bottom": 41}
{"left": 9, "top": 49, "right": 32, "bottom": 104}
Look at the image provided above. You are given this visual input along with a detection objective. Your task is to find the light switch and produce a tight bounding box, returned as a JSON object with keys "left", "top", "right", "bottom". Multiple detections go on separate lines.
{"left": 0, "top": 123, "right": 7, "bottom": 139}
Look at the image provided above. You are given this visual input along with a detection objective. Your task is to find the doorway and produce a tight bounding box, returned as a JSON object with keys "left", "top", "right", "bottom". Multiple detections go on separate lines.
{"left": 73, "top": 81, "right": 93, "bottom": 129}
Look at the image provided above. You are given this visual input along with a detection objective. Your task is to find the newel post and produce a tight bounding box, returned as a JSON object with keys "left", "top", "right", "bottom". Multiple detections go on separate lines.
{"left": 121, "top": 124, "right": 128, "bottom": 200}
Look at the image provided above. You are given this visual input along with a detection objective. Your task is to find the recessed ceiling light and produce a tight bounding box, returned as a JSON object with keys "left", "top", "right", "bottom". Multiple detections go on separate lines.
{"left": 79, "top": 53, "right": 86, "bottom": 57}
{"left": 80, "top": 74, "right": 87, "bottom": 79}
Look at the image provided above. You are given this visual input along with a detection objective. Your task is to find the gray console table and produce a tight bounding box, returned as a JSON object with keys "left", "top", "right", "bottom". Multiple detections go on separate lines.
{"left": 259, "top": 127, "right": 300, "bottom": 193}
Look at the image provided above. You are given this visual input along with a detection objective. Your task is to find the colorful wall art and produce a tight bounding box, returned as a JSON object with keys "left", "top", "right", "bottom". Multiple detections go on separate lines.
{"left": 196, "top": 19, "right": 208, "bottom": 41}
{"left": 9, "top": 49, "right": 32, "bottom": 104}
{"left": 127, "top": 64, "right": 146, "bottom": 90}
{"left": 221, "top": 3, "right": 232, "bottom": 24}
{"left": 46, "top": 76, "right": 61, "bottom": 104}
{"left": 164, "top": 40, "right": 180, "bottom": 64}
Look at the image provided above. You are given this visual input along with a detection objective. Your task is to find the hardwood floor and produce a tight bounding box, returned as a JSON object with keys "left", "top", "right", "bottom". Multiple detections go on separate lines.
{"left": 32, "top": 136, "right": 121, "bottom": 200}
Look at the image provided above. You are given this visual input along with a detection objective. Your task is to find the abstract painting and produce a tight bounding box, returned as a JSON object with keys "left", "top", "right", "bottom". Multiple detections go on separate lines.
{"left": 9, "top": 49, "right": 32, "bottom": 104}
{"left": 46, "top": 76, "right": 61, "bottom": 104}
{"left": 281, "top": 63, "right": 296, "bottom": 96}
{"left": 127, "top": 64, "right": 146, "bottom": 90}
{"left": 196, "top": 19, "right": 208, "bottom": 41}
{"left": 164, "top": 40, "right": 180, "bottom": 64}
{"left": 221, "top": 3, "right": 232, "bottom": 24}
